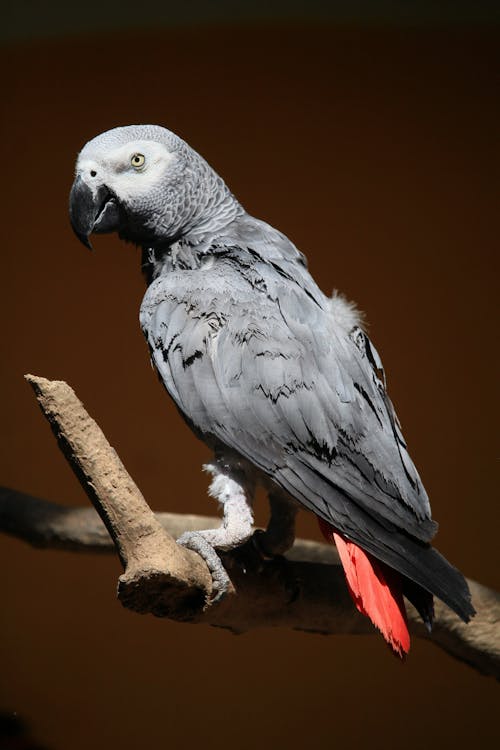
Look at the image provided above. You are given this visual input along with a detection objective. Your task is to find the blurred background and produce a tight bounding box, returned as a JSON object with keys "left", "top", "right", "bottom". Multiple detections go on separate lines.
{"left": 1, "top": 2, "right": 499, "bottom": 748}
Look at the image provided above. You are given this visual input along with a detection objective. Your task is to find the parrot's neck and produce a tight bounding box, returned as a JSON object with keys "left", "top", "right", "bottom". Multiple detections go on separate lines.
{"left": 140, "top": 200, "right": 245, "bottom": 285}
{"left": 141, "top": 242, "right": 205, "bottom": 282}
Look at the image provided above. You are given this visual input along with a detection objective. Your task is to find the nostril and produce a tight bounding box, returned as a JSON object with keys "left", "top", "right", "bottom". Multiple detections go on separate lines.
{"left": 90, "top": 169, "right": 97, "bottom": 177}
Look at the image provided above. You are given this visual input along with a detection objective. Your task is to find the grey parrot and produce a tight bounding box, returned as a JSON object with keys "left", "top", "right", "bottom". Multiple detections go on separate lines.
{"left": 69, "top": 124, "right": 474, "bottom": 656}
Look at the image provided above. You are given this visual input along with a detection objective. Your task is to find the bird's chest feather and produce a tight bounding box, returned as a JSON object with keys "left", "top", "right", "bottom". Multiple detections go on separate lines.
{"left": 139, "top": 259, "right": 301, "bottom": 429}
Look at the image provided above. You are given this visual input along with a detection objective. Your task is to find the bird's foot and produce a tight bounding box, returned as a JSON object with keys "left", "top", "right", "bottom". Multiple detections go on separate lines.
{"left": 251, "top": 528, "right": 285, "bottom": 560}
{"left": 177, "top": 531, "right": 233, "bottom": 605}
{"left": 249, "top": 529, "right": 301, "bottom": 604}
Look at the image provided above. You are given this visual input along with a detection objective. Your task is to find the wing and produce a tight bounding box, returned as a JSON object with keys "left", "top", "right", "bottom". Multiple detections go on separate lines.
{"left": 141, "top": 249, "right": 436, "bottom": 549}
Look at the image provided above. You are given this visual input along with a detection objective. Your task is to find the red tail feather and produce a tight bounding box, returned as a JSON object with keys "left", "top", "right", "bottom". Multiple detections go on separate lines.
{"left": 318, "top": 518, "right": 410, "bottom": 658}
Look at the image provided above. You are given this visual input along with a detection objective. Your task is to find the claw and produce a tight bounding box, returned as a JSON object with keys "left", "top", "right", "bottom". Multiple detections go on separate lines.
{"left": 177, "top": 531, "right": 232, "bottom": 604}
{"left": 251, "top": 528, "right": 278, "bottom": 560}
{"left": 250, "top": 530, "right": 302, "bottom": 604}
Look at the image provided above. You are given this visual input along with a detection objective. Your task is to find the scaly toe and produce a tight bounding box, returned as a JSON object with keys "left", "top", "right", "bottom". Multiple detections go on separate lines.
{"left": 177, "top": 531, "right": 232, "bottom": 603}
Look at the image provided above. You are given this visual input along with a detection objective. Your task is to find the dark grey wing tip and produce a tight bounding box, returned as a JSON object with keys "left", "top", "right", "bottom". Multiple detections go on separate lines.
{"left": 403, "top": 579, "right": 435, "bottom": 630}
{"left": 448, "top": 567, "right": 476, "bottom": 623}
{"left": 432, "top": 552, "right": 476, "bottom": 623}
{"left": 459, "top": 597, "right": 476, "bottom": 623}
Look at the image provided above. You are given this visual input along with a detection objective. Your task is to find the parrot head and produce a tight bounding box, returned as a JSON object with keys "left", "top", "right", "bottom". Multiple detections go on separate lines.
{"left": 69, "top": 125, "right": 235, "bottom": 249}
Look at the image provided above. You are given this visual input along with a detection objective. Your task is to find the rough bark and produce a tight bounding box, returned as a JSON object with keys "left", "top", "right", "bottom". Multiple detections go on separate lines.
{"left": 23, "top": 374, "right": 211, "bottom": 619}
{"left": 0, "top": 375, "right": 497, "bottom": 679}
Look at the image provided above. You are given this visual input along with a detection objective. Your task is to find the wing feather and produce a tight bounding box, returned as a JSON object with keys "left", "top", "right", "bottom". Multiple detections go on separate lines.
{"left": 141, "top": 254, "right": 436, "bottom": 550}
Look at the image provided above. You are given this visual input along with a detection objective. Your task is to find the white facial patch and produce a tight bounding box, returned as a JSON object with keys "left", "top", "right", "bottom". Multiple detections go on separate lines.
{"left": 77, "top": 140, "right": 175, "bottom": 202}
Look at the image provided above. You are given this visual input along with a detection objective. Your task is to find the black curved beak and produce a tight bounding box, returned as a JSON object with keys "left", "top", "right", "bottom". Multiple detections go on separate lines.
{"left": 69, "top": 175, "right": 120, "bottom": 250}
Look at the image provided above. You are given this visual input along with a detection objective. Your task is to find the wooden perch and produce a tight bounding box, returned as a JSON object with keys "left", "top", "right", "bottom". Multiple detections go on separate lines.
{"left": 0, "top": 374, "right": 498, "bottom": 679}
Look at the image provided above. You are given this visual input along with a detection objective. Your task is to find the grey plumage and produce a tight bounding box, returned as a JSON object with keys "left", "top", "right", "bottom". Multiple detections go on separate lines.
{"left": 69, "top": 125, "right": 474, "bottom": 624}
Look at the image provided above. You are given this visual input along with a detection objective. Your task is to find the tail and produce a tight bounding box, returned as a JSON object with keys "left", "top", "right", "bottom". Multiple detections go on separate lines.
{"left": 318, "top": 518, "right": 411, "bottom": 658}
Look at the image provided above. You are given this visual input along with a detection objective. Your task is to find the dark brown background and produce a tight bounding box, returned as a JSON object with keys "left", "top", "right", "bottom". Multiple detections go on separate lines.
{"left": 1, "top": 22, "right": 499, "bottom": 750}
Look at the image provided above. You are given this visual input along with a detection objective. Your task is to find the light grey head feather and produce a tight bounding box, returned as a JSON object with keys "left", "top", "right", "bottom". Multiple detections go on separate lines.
{"left": 76, "top": 124, "right": 241, "bottom": 246}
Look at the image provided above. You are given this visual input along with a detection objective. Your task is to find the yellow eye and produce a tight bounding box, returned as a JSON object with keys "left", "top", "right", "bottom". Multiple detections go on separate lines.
{"left": 131, "top": 153, "right": 145, "bottom": 169}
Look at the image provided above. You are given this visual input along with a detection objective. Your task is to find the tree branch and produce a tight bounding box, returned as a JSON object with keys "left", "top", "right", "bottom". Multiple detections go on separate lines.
{"left": 0, "top": 485, "right": 338, "bottom": 562}
{"left": 23, "top": 374, "right": 211, "bottom": 619}
{"left": 1, "top": 375, "right": 497, "bottom": 679}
